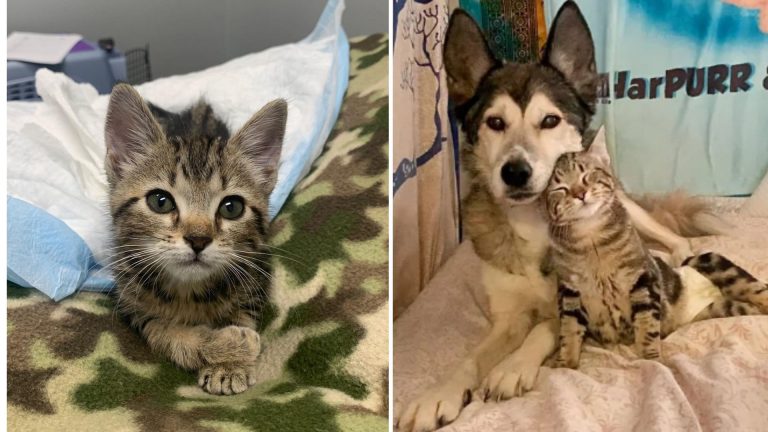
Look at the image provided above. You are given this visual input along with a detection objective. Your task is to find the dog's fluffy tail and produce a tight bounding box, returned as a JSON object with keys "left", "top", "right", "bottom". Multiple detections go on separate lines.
{"left": 631, "top": 190, "right": 731, "bottom": 237}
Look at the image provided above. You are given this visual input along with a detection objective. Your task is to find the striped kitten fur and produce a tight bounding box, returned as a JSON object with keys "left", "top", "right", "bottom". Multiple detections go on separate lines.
{"left": 104, "top": 84, "right": 287, "bottom": 395}
{"left": 544, "top": 145, "right": 768, "bottom": 368}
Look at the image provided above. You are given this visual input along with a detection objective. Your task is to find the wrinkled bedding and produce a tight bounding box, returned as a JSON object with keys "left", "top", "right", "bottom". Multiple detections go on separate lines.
{"left": 394, "top": 192, "right": 768, "bottom": 431}
{"left": 8, "top": 34, "right": 388, "bottom": 432}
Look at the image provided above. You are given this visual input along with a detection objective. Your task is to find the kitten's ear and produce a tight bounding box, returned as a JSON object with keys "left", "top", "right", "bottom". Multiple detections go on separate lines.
{"left": 542, "top": 1, "right": 597, "bottom": 108}
{"left": 585, "top": 126, "right": 611, "bottom": 166}
{"left": 230, "top": 99, "right": 287, "bottom": 194}
{"left": 444, "top": 9, "right": 500, "bottom": 106}
{"left": 105, "top": 84, "right": 165, "bottom": 180}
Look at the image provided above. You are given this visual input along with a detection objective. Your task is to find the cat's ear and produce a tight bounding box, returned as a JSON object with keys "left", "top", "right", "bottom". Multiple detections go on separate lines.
{"left": 542, "top": 1, "right": 597, "bottom": 108}
{"left": 444, "top": 9, "right": 500, "bottom": 106}
{"left": 230, "top": 99, "right": 287, "bottom": 195}
{"left": 585, "top": 126, "right": 610, "bottom": 166}
{"left": 105, "top": 84, "right": 165, "bottom": 180}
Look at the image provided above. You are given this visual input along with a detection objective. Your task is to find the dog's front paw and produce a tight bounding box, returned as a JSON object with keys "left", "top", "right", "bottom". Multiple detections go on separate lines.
{"left": 397, "top": 382, "right": 473, "bottom": 431}
{"left": 198, "top": 362, "right": 258, "bottom": 395}
{"left": 480, "top": 354, "right": 540, "bottom": 401}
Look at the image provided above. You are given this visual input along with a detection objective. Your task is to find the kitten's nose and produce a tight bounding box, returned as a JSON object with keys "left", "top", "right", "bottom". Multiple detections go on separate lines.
{"left": 500, "top": 160, "right": 532, "bottom": 188}
{"left": 573, "top": 189, "right": 586, "bottom": 201}
{"left": 184, "top": 235, "right": 212, "bottom": 254}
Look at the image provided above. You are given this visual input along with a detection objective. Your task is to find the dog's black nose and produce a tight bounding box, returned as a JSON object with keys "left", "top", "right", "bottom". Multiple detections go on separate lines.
{"left": 184, "top": 236, "right": 212, "bottom": 254}
{"left": 500, "top": 160, "right": 532, "bottom": 187}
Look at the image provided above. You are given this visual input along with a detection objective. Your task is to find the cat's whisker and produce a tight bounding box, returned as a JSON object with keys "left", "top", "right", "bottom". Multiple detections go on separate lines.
{"left": 227, "top": 253, "right": 275, "bottom": 285}
{"left": 259, "top": 244, "right": 305, "bottom": 260}
{"left": 233, "top": 249, "right": 306, "bottom": 267}
{"left": 101, "top": 88, "right": 287, "bottom": 394}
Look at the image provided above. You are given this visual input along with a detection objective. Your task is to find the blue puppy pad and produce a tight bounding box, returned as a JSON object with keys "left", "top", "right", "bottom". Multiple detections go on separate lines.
{"left": 7, "top": 197, "right": 113, "bottom": 301}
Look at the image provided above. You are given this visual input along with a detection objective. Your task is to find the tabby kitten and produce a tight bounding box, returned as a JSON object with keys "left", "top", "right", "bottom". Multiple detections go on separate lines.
{"left": 544, "top": 138, "right": 768, "bottom": 368}
{"left": 104, "top": 84, "right": 286, "bottom": 395}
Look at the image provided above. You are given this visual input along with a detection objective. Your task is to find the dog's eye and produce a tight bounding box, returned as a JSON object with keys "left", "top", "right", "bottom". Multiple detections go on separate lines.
{"left": 486, "top": 116, "right": 506, "bottom": 132}
{"left": 540, "top": 115, "right": 561, "bottom": 129}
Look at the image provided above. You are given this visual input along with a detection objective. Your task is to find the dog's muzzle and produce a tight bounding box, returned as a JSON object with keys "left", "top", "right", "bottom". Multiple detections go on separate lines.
{"left": 500, "top": 159, "right": 532, "bottom": 188}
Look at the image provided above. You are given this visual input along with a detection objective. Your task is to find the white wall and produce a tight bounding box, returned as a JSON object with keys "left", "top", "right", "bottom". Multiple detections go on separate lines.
{"left": 8, "top": 0, "right": 387, "bottom": 78}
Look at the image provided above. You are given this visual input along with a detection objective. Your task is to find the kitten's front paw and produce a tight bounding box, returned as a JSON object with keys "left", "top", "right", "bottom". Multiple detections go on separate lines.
{"left": 480, "top": 353, "right": 540, "bottom": 401}
{"left": 198, "top": 362, "right": 258, "bottom": 395}
{"left": 206, "top": 325, "right": 262, "bottom": 364}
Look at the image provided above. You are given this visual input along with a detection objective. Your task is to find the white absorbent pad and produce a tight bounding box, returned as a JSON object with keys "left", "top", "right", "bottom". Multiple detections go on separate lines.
{"left": 7, "top": 0, "right": 349, "bottom": 301}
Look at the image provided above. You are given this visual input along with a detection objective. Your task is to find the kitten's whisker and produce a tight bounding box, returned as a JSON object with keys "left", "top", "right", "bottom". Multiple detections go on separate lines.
{"left": 228, "top": 253, "right": 275, "bottom": 283}
{"left": 233, "top": 249, "right": 306, "bottom": 267}
{"left": 260, "top": 244, "right": 304, "bottom": 260}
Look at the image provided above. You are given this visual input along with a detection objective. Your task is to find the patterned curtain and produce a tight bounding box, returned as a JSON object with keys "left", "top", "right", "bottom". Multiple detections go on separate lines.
{"left": 393, "top": 0, "right": 458, "bottom": 318}
{"left": 460, "top": 0, "right": 547, "bottom": 62}
{"left": 392, "top": 0, "right": 548, "bottom": 318}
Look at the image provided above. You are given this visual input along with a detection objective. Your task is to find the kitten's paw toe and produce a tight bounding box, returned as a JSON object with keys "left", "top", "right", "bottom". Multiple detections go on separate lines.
{"left": 198, "top": 363, "right": 255, "bottom": 395}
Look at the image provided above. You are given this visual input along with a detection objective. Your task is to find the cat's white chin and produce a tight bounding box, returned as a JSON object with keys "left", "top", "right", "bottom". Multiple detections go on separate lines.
{"left": 575, "top": 201, "right": 602, "bottom": 218}
{"left": 168, "top": 260, "right": 216, "bottom": 282}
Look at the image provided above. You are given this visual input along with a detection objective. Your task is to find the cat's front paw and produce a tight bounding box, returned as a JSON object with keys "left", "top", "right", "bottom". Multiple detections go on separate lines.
{"left": 635, "top": 342, "right": 662, "bottom": 361}
{"left": 199, "top": 326, "right": 261, "bottom": 395}
{"left": 205, "top": 325, "right": 262, "bottom": 365}
{"left": 198, "top": 362, "right": 258, "bottom": 395}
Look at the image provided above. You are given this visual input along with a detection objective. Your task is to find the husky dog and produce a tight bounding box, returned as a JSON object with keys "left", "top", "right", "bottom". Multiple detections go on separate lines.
{"left": 397, "top": 2, "right": 707, "bottom": 430}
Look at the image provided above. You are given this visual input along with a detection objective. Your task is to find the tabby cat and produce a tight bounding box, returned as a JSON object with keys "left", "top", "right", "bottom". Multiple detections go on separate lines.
{"left": 544, "top": 137, "right": 768, "bottom": 368}
{"left": 104, "top": 83, "right": 286, "bottom": 395}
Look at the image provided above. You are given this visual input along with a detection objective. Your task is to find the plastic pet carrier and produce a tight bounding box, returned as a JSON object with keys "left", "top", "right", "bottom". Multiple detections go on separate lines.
{"left": 7, "top": 38, "right": 152, "bottom": 101}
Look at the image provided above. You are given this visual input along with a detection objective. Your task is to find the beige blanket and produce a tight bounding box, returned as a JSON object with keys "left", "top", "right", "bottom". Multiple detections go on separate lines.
{"left": 394, "top": 193, "right": 768, "bottom": 431}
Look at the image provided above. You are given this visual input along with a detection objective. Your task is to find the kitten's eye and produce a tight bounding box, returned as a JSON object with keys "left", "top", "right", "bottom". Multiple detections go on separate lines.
{"left": 581, "top": 175, "right": 589, "bottom": 186}
{"left": 540, "top": 115, "right": 561, "bottom": 129}
{"left": 486, "top": 116, "right": 506, "bottom": 132}
{"left": 218, "top": 196, "right": 245, "bottom": 220}
{"left": 550, "top": 186, "right": 569, "bottom": 194}
{"left": 146, "top": 190, "right": 176, "bottom": 214}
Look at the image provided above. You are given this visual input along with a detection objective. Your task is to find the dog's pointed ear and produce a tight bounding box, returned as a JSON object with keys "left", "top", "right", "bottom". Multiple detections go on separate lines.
{"left": 444, "top": 9, "right": 499, "bottom": 106}
{"left": 542, "top": 1, "right": 597, "bottom": 106}
{"left": 105, "top": 83, "right": 165, "bottom": 181}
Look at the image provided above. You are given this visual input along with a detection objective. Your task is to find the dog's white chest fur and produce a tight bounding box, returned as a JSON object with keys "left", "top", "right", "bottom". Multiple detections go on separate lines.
{"left": 482, "top": 203, "right": 555, "bottom": 318}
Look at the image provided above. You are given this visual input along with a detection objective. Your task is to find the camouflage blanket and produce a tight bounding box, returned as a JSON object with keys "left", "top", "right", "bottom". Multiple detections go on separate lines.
{"left": 8, "top": 34, "right": 388, "bottom": 432}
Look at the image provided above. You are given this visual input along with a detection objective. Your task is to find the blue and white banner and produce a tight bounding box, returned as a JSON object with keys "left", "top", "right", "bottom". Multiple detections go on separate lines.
{"left": 546, "top": 0, "right": 768, "bottom": 196}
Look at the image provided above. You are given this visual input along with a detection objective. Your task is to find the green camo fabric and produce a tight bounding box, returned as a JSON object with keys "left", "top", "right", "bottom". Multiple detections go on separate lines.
{"left": 7, "top": 34, "right": 389, "bottom": 432}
